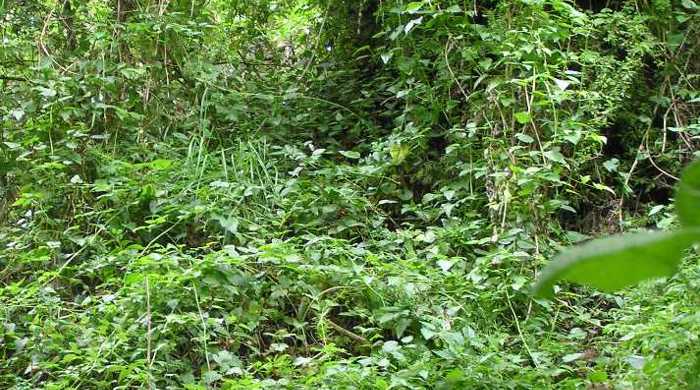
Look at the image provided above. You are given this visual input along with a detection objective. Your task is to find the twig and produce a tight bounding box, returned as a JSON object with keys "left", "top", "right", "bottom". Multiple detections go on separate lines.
{"left": 506, "top": 291, "right": 539, "bottom": 368}
{"left": 192, "top": 281, "right": 212, "bottom": 371}
{"left": 523, "top": 80, "right": 547, "bottom": 163}
{"left": 145, "top": 275, "right": 153, "bottom": 387}
{"left": 444, "top": 36, "right": 469, "bottom": 102}
{"left": 644, "top": 133, "right": 680, "bottom": 181}
{"left": 139, "top": 221, "right": 181, "bottom": 255}
{"left": 325, "top": 318, "right": 368, "bottom": 344}
{"left": 618, "top": 142, "right": 644, "bottom": 229}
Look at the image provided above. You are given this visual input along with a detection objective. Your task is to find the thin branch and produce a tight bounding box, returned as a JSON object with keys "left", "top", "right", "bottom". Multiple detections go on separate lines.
{"left": 444, "top": 36, "right": 469, "bottom": 102}
{"left": 325, "top": 318, "right": 368, "bottom": 344}
{"left": 506, "top": 291, "right": 539, "bottom": 368}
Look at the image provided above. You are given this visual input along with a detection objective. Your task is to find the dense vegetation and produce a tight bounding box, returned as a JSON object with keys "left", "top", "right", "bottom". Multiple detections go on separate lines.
{"left": 1, "top": 0, "right": 699, "bottom": 388}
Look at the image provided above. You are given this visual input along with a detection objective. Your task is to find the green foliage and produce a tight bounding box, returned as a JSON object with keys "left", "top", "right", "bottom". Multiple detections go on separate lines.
{"left": 1, "top": 0, "right": 699, "bottom": 388}
{"left": 534, "top": 160, "right": 700, "bottom": 297}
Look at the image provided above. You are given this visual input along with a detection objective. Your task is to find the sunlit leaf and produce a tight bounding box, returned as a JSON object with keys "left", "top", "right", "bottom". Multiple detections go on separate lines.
{"left": 544, "top": 149, "right": 566, "bottom": 164}
{"left": 515, "top": 133, "right": 534, "bottom": 143}
{"left": 404, "top": 17, "right": 423, "bottom": 34}
{"left": 147, "top": 159, "right": 174, "bottom": 170}
{"left": 381, "top": 52, "right": 393, "bottom": 64}
{"left": 681, "top": 0, "right": 697, "bottom": 9}
{"left": 404, "top": 1, "right": 424, "bottom": 13}
{"left": 562, "top": 352, "right": 585, "bottom": 363}
{"left": 514, "top": 111, "right": 531, "bottom": 124}
{"left": 603, "top": 158, "right": 619, "bottom": 172}
{"left": 339, "top": 150, "right": 361, "bottom": 159}
{"left": 554, "top": 78, "right": 571, "bottom": 91}
{"left": 10, "top": 109, "right": 24, "bottom": 120}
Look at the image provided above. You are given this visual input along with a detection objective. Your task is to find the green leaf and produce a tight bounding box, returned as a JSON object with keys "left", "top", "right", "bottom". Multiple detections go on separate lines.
{"left": 390, "top": 143, "right": 410, "bottom": 165}
{"left": 515, "top": 133, "right": 534, "bottom": 144}
{"left": 3, "top": 142, "right": 21, "bottom": 150}
{"left": 533, "top": 229, "right": 699, "bottom": 298}
{"left": 603, "top": 158, "right": 619, "bottom": 173}
{"left": 39, "top": 87, "right": 57, "bottom": 98}
{"left": 592, "top": 182, "right": 616, "bottom": 195}
{"left": 563, "top": 130, "right": 582, "bottom": 145}
{"left": 10, "top": 109, "right": 24, "bottom": 121}
{"left": 479, "top": 58, "right": 493, "bottom": 70}
{"left": 404, "top": 17, "right": 423, "bottom": 34}
{"left": 382, "top": 340, "right": 400, "bottom": 353}
{"left": 514, "top": 111, "right": 531, "bottom": 124}
{"left": 339, "top": 150, "right": 361, "bottom": 159}
{"left": 380, "top": 52, "right": 393, "bottom": 64}
{"left": 681, "top": 0, "right": 697, "bottom": 9}
{"left": 676, "top": 160, "right": 700, "bottom": 228}
{"left": 216, "top": 216, "right": 239, "bottom": 234}
{"left": 562, "top": 352, "right": 585, "bottom": 363}
{"left": 147, "top": 159, "right": 173, "bottom": 170}
{"left": 404, "top": 1, "right": 424, "bottom": 13}
{"left": 554, "top": 78, "right": 571, "bottom": 91}
{"left": 544, "top": 149, "right": 566, "bottom": 164}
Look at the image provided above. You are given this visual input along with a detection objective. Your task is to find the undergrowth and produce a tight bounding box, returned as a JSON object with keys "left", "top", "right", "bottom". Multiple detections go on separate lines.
{"left": 1, "top": 0, "right": 699, "bottom": 388}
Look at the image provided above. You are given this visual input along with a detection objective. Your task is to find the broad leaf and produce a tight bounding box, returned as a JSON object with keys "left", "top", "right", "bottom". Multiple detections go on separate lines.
{"left": 676, "top": 160, "right": 700, "bottom": 228}
{"left": 339, "top": 150, "right": 361, "bottom": 159}
{"left": 514, "top": 111, "right": 531, "bottom": 124}
{"left": 404, "top": 1, "right": 424, "bottom": 13}
{"left": 533, "top": 230, "right": 699, "bottom": 298}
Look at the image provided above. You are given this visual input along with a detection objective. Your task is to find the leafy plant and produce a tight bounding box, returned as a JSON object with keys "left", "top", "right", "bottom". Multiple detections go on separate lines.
{"left": 1, "top": 0, "right": 699, "bottom": 388}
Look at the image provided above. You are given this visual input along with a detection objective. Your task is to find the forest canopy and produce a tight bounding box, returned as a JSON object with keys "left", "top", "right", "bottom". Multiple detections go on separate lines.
{"left": 1, "top": 0, "right": 699, "bottom": 388}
